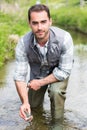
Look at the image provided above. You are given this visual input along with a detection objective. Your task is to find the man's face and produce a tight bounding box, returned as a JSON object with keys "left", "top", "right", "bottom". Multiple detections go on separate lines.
{"left": 29, "top": 11, "right": 52, "bottom": 41}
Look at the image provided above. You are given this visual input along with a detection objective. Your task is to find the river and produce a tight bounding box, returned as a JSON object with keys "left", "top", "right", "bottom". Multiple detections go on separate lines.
{"left": 0, "top": 30, "right": 87, "bottom": 130}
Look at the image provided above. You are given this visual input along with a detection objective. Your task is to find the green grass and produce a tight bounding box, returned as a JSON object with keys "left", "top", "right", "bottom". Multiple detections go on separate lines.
{"left": 0, "top": 11, "right": 29, "bottom": 67}
{"left": 51, "top": 6, "right": 87, "bottom": 33}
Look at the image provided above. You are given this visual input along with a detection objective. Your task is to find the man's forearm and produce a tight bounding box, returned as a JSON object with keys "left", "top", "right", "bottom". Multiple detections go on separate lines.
{"left": 15, "top": 81, "right": 29, "bottom": 104}
{"left": 28, "top": 74, "right": 58, "bottom": 91}
{"left": 40, "top": 73, "right": 58, "bottom": 86}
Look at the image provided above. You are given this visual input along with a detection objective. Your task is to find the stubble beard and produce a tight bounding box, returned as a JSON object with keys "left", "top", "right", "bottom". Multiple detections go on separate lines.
{"left": 35, "top": 30, "right": 49, "bottom": 43}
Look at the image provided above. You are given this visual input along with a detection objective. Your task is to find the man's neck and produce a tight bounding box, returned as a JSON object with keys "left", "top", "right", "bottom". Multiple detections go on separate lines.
{"left": 37, "top": 40, "right": 48, "bottom": 46}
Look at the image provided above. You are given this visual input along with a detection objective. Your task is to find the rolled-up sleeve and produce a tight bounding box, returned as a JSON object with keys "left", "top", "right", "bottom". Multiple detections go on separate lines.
{"left": 13, "top": 38, "right": 28, "bottom": 82}
{"left": 53, "top": 32, "right": 74, "bottom": 81}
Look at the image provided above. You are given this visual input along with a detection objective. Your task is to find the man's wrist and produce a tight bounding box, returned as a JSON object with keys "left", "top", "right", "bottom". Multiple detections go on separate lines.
{"left": 39, "top": 78, "right": 47, "bottom": 86}
{"left": 23, "top": 102, "right": 30, "bottom": 107}
{"left": 22, "top": 99, "right": 29, "bottom": 105}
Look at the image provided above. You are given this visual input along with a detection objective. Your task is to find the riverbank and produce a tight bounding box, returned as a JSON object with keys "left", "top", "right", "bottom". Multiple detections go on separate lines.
{"left": 51, "top": 7, "right": 87, "bottom": 34}
{"left": 0, "top": 0, "right": 87, "bottom": 68}
{"left": 48, "top": 0, "right": 87, "bottom": 34}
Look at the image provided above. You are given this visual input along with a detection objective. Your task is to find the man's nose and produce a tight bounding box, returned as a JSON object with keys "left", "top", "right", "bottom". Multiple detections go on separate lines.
{"left": 38, "top": 23, "right": 42, "bottom": 30}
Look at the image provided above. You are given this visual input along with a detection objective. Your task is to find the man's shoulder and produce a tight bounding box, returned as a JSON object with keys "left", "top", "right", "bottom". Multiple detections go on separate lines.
{"left": 22, "top": 31, "right": 34, "bottom": 45}
{"left": 50, "top": 26, "right": 71, "bottom": 42}
{"left": 23, "top": 31, "right": 33, "bottom": 39}
{"left": 50, "top": 26, "right": 67, "bottom": 35}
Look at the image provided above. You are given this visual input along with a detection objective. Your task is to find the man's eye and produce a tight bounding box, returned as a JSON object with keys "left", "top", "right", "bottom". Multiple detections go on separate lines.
{"left": 32, "top": 22, "right": 38, "bottom": 25}
{"left": 41, "top": 20, "right": 47, "bottom": 24}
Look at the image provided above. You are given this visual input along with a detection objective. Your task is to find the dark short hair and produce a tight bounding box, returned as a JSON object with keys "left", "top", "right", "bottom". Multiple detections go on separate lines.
{"left": 28, "top": 4, "right": 51, "bottom": 21}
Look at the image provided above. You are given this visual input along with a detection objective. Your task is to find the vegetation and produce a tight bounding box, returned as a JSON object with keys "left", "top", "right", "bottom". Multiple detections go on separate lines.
{"left": 51, "top": 7, "right": 87, "bottom": 33}
{"left": 0, "top": 12, "right": 29, "bottom": 67}
{"left": 0, "top": 0, "right": 87, "bottom": 68}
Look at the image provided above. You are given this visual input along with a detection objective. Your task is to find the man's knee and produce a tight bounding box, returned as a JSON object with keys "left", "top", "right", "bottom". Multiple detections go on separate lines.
{"left": 48, "top": 78, "right": 69, "bottom": 99}
{"left": 28, "top": 86, "right": 47, "bottom": 108}
{"left": 48, "top": 79, "right": 69, "bottom": 119}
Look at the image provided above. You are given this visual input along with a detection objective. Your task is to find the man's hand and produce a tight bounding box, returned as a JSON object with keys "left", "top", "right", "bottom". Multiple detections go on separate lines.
{"left": 28, "top": 74, "right": 58, "bottom": 91}
{"left": 28, "top": 79, "right": 42, "bottom": 90}
{"left": 19, "top": 103, "right": 33, "bottom": 122}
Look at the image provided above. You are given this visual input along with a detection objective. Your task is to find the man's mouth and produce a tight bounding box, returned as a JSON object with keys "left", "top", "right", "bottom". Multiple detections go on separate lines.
{"left": 36, "top": 30, "right": 44, "bottom": 34}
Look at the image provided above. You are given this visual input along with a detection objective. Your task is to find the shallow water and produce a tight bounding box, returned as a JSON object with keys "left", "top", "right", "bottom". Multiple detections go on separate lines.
{"left": 0, "top": 31, "right": 87, "bottom": 130}
{"left": 65, "top": 47, "right": 87, "bottom": 130}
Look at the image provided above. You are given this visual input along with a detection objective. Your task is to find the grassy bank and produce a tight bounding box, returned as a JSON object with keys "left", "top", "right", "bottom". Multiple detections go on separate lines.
{"left": 0, "top": 0, "right": 87, "bottom": 68}
{"left": 0, "top": 11, "right": 29, "bottom": 67}
{"left": 51, "top": 7, "right": 87, "bottom": 34}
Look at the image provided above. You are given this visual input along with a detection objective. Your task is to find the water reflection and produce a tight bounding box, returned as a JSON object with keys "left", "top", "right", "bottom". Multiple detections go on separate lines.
{"left": 0, "top": 65, "right": 7, "bottom": 88}
{"left": 65, "top": 29, "right": 87, "bottom": 45}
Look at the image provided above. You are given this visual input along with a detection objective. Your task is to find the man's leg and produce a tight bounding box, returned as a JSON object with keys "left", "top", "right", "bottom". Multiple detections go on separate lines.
{"left": 28, "top": 85, "right": 47, "bottom": 108}
{"left": 48, "top": 78, "right": 69, "bottom": 121}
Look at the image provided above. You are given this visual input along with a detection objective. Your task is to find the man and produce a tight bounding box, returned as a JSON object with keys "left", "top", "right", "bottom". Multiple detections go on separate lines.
{"left": 14, "top": 4, "right": 73, "bottom": 122}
